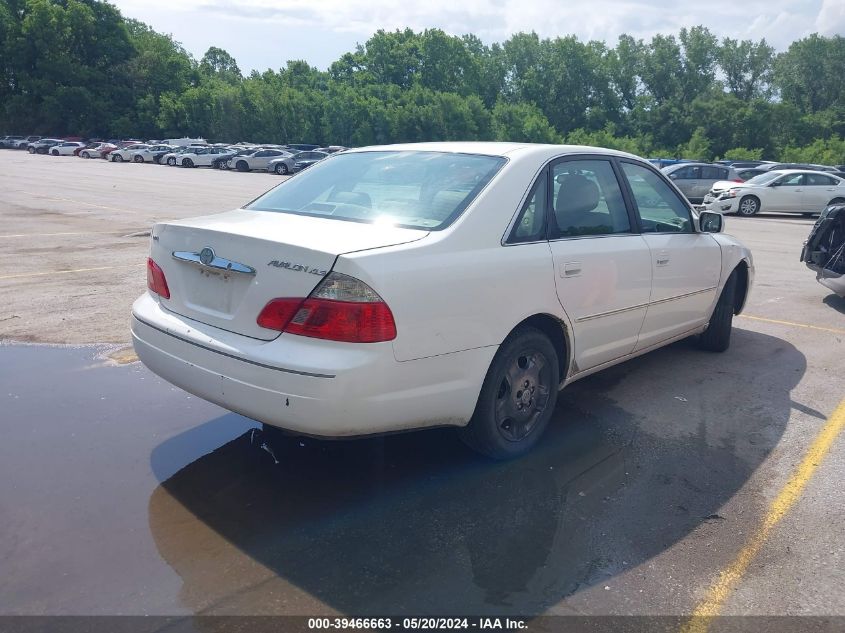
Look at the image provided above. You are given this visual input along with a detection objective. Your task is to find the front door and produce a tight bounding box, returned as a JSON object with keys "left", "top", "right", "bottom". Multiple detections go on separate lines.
{"left": 618, "top": 161, "right": 722, "bottom": 349}
{"left": 769, "top": 173, "right": 805, "bottom": 212}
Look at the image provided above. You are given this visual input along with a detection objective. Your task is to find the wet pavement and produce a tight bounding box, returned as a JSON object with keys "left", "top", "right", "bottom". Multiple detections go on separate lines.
{"left": 1, "top": 328, "right": 807, "bottom": 616}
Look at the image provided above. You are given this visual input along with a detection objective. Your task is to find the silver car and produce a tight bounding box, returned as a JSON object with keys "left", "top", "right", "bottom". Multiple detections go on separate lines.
{"left": 267, "top": 152, "right": 296, "bottom": 175}
{"left": 662, "top": 163, "right": 741, "bottom": 204}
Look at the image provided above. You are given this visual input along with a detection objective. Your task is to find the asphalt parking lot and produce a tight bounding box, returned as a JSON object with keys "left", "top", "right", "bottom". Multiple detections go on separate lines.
{"left": 1, "top": 151, "right": 844, "bottom": 623}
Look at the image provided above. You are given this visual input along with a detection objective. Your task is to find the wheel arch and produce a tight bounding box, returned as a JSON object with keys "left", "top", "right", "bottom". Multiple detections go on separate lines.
{"left": 732, "top": 259, "right": 751, "bottom": 315}
{"left": 505, "top": 313, "right": 571, "bottom": 384}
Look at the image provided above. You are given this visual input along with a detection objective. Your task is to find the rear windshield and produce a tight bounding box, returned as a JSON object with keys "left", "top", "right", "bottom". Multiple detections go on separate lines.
{"left": 246, "top": 151, "right": 507, "bottom": 230}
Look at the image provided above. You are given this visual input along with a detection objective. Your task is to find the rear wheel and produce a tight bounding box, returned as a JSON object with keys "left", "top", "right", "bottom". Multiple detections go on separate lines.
{"left": 829, "top": 198, "right": 845, "bottom": 208}
{"left": 82, "top": 152, "right": 90, "bottom": 159}
{"left": 274, "top": 163, "right": 289, "bottom": 175}
{"left": 27, "top": 146, "right": 35, "bottom": 154}
{"left": 133, "top": 155, "right": 144, "bottom": 163}
{"left": 738, "top": 196, "right": 760, "bottom": 216}
{"left": 697, "top": 271, "right": 738, "bottom": 352}
{"left": 459, "top": 327, "right": 559, "bottom": 460}
{"left": 236, "top": 160, "right": 249, "bottom": 172}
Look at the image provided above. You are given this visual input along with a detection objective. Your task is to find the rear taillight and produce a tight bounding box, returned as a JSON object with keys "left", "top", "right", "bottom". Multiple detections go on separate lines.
{"left": 256, "top": 272, "right": 396, "bottom": 343}
{"left": 146, "top": 258, "right": 170, "bottom": 299}
{"left": 732, "top": 178, "right": 743, "bottom": 183}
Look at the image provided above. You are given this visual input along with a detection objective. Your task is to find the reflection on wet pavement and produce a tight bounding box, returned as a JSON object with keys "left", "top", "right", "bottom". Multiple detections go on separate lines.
{"left": 0, "top": 330, "right": 804, "bottom": 615}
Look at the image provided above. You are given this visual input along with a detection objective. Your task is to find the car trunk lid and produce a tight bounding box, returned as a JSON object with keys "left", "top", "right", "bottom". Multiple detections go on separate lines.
{"left": 149, "top": 209, "right": 426, "bottom": 340}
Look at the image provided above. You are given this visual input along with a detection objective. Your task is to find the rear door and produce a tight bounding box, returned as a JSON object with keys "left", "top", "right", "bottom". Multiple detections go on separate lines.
{"left": 546, "top": 157, "right": 652, "bottom": 370}
{"left": 618, "top": 161, "right": 721, "bottom": 348}
{"left": 803, "top": 173, "right": 840, "bottom": 212}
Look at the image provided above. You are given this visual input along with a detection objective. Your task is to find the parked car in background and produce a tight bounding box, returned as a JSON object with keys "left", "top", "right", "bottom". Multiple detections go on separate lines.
{"left": 736, "top": 168, "right": 767, "bottom": 181}
{"left": 132, "top": 142, "right": 752, "bottom": 460}
{"left": 177, "top": 146, "right": 235, "bottom": 168}
{"left": 801, "top": 204, "right": 845, "bottom": 297}
{"left": 760, "top": 162, "right": 837, "bottom": 172}
{"left": 79, "top": 143, "right": 116, "bottom": 159}
{"left": 163, "top": 137, "right": 207, "bottom": 147}
{"left": 211, "top": 147, "right": 248, "bottom": 169}
{"left": 285, "top": 143, "right": 319, "bottom": 152}
{"left": 162, "top": 147, "right": 194, "bottom": 166}
{"left": 50, "top": 141, "right": 86, "bottom": 156}
{"left": 267, "top": 152, "right": 297, "bottom": 175}
{"left": 315, "top": 146, "right": 348, "bottom": 154}
{"left": 14, "top": 135, "right": 41, "bottom": 148}
{"left": 27, "top": 138, "right": 63, "bottom": 154}
{"left": 109, "top": 143, "right": 149, "bottom": 162}
{"left": 292, "top": 150, "right": 329, "bottom": 172}
{"left": 130, "top": 144, "right": 175, "bottom": 164}
{"left": 661, "top": 162, "right": 742, "bottom": 204}
{"left": 228, "top": 148, "right": 291, "bottom": 172}
{"left": 702, "top": 170, "right": 845, "bottom": 216}
{"left": 0, "top": 135, "right": 25, "bottom": 148}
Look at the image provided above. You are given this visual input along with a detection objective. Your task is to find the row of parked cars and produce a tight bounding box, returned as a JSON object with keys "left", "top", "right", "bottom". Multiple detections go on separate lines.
{"left": 658, "top": 160, "right": 845, "bottom": 217}
{"left": 0, "top": 135, "right": 348, "bottom": 175}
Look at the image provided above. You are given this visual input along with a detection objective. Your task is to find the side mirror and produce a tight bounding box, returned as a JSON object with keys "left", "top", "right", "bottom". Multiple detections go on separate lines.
{"left": 770, "top": 180, "right": 781, "bottom": 187}
{"left": 699, "top": 211, "right": 724, "bottom": 233}
{"left": 668, "top": 173, "right": 678, "bottom": 179}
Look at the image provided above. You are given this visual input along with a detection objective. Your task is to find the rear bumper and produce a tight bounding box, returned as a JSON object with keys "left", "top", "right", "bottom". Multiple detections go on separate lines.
{"left": 131, "top": 293, "right": 494, "bottom": 437}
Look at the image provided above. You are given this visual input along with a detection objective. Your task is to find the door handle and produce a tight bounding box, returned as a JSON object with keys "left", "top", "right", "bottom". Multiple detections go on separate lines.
{"left": 794, "top": 189, "right": 803, "bottom": 192}
{"left": 559, "top": 261, "right": 581, "bottom": 277}
{"left": 656, "top": 258, "right": 670, "bottom": 266}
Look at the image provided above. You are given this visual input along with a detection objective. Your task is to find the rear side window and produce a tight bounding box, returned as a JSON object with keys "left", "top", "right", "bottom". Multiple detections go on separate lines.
{"left": 806, "top": 174, "right": 837, "bottom": 186}
{"left": 621, "top": 162, "right": 692, "bottom": 233}
{"left": 247, "top": 151, "right": 507, "bottom": 230}
{"left": 550, "top": 160, "right": 631, "bottom": 238}
{"left": 508, "top": 171, "right": 548, "bottom": 243}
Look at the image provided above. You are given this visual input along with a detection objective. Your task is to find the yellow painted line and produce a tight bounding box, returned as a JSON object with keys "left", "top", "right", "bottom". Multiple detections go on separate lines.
{"left": 0, "top": 264, "right": 142, "bottom": 280}
{"left": 681, "top": 398, "right": 845, "bottom": 633}
{"left": 739, "top": 314, "right": 845, "bottom": 335}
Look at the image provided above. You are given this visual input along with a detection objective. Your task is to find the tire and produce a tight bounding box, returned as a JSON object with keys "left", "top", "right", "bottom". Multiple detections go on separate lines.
{"left": 167, "top": 157, "right": 176, "bottom": 166}
{"left": 458, "top": 327, "right": 559, "bottom": 460}
{"left": 697, "top": 271, "right": 738, "bottom": 353}
{"left": 133, "top": 155, "right": 144, "bottom": 163}
{"left": 112, "top": 153, "right": 123, "bottom": 162}
{"left": 82, "top": 152, "right": 90, "bottom": 159}
{"left": 27, "top": 146, "right": 35, "bottom": 154}
{"left": 51, "top": 149, "right": 59, "bottom": 156}
{"left": 274, "top": 163, "right": 289, "bottom": 175}
{"left": 236, "top": 160, "right": 249, "bottom": 172}
{"left": 737, "top": 196, "right": 760, "bottom": 216}
{"left": 182, "top": 158, "right": 194, "bottom": 168}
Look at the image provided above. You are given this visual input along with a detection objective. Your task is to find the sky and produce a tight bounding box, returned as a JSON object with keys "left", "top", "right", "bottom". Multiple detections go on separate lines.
{"left": 109, "top": 0, "right": 845, "bottom": 73}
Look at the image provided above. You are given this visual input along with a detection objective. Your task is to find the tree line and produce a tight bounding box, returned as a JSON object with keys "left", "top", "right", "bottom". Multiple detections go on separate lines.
{"left": 1, "top": 0, "right": 844, "bottom": 162}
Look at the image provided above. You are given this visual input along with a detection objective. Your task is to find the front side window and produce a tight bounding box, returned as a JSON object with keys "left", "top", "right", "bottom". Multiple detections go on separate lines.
{"left": 777, "top": 174, "right": 804, "bottom": 186}
{"left": 671, "top": 165, "right": 701, "bottom": 180}
{"left": 247, "top": 151, "right": 506, "bottom": 230}
{"left": 621, "top": 162, "right": 692, "bottom": 233}
{"left": 550, "top": 160, "right": 631, "bottom": 238}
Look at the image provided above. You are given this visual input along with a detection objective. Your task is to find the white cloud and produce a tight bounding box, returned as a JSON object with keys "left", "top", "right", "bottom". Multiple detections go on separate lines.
{"left": 109, "top": 0, "right": 836, "bottom": 71}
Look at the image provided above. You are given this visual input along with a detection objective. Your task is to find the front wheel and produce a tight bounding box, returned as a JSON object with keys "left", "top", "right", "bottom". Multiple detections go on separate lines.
{"left": 236, "top": 160, "right": 249, "bottom": 172}
{"left": 51, "top": 149, "right": 59, "bottom": 156}
{"left": 459, "top": 327, "right": 559, "bottom": 460}
{"left": 182, "top": 158, "right": 194, "bottom": 168}
{"left": 112, "top": 154, "right": 123, "bottom": 162}
{"left": 738, "top": 196, "right": 760, "bottom": 216}
{"left": 167, "top": 157, "right": 176, "bottom": 166}
{"left": 82, "top": 152, "right": 90, "bottom": 159}
{"left": 133, "top": 155, "right": 144, "bottom": 163}
{"left": 697, "top": 271, "right": 738, "bottom": 352}
{"left": 27, "top": 146, "right": 35, "bottom": 154}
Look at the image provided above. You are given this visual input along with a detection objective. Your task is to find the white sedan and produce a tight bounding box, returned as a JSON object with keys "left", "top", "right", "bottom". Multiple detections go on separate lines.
{"left": 175, "top": 146, "right": 235, "bottom": 168}
{"left": 49, "top": 141, "right": 86, "bottom": 156}
{"left": 703, "top": 170, "right": 845, "bottom": 217}
{"left": 109, "top": 143, "right": 150, "bottom": 162}
{"left": 132, "top": 142, "right": 753, "bottom": 459}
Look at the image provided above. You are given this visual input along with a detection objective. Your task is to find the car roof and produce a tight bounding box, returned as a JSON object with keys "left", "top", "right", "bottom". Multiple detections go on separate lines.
{"left": 342, "top": 141, "right": 643, "bottom": 162}
{"left": 662, "top": 161, "right": 729, "bottom": 170}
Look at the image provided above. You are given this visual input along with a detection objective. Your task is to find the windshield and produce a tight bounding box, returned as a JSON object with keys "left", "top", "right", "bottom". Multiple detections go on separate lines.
{"left": 745, "top": 172, "right": 782, "bottom": 185}
{"left": 246, "top": 151, "right": 507, "bottom": 230}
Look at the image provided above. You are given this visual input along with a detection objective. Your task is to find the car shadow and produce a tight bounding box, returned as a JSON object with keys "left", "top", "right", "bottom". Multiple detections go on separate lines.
{"left": 147, "top": 328, "right": 803, "bottom": 616}
{"left": 822, "top": 293, "right": 845, "bottom": 314}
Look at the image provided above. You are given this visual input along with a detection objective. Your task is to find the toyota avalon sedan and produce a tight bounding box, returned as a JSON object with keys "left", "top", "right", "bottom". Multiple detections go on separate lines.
{"left": 132, "top": 142, "right": 753, "bottom": 459}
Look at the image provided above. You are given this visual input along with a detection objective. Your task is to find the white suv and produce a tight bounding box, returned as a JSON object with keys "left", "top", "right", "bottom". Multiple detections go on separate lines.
{"left": 132, "top": 143, "right": 753, "bottom": 459}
